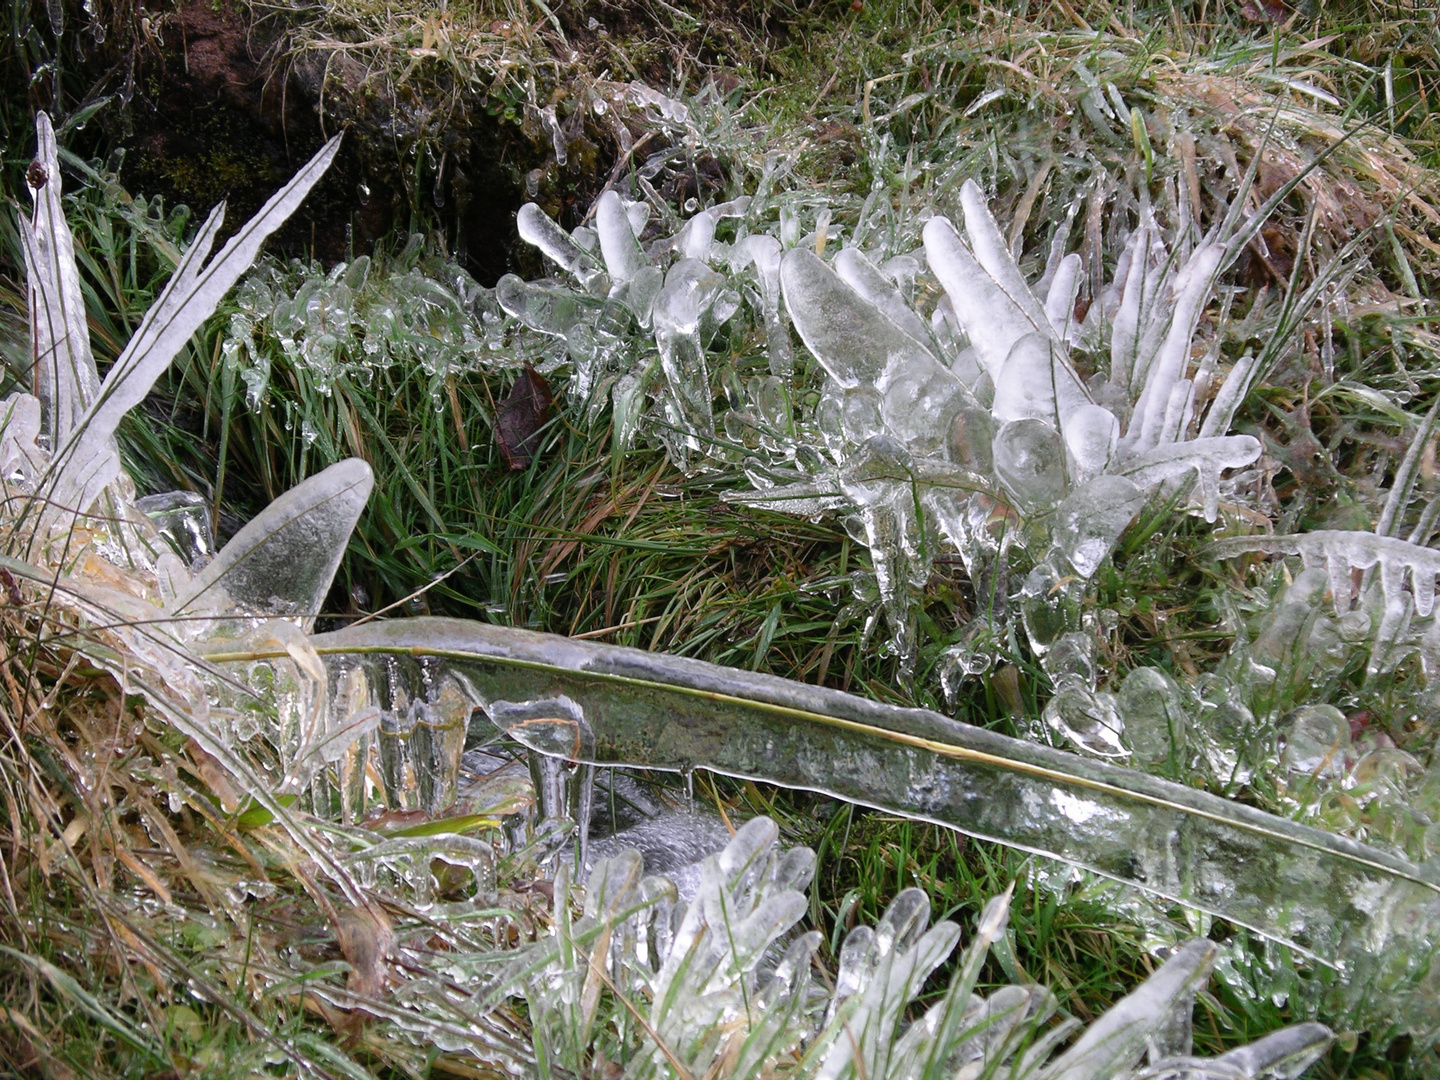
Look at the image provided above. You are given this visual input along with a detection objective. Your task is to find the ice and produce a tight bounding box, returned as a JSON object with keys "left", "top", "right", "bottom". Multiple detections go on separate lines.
{"left": 20, "top": 113, "right": 101, "bottom": 448}
{"left": 170, "top": 459, "right": 373, "bottom": 635}
{"left": 515, "top": 203, "right": 607, "bottom": 293}
{"left": 0, "top": 393, "right": 46, "bottom": 487}
{"left": 1043, "top": 939, "right": 1214, "bottom": 1079}
{"left": 135, "top": 490, "right": 215, "bottom": 567}
{"left": 993, "top": 418, "right": 1067, "bottom": 512}
{"left": 1021, "top": 558, "right": 1085, "bottom": 654}
{"left": 781, "top": 247, "right": 929, "bottom": 388}
{"left": 1116, "top": 434, "right": 1261, "bottom": 521}
{"left": 1061, "top": 403, "right": 1121, "bottom": 485}
{"left": 310, "top": 615, "right": 1440, "bottom": 1036}
{"left": 959, "top": 180, "right": 1058, "bottom": 341}
{"left": 991, "top": 331, "right": 1092, "bottom": 427}
{"left": 733, "top": 235, "right": 792, "bottom": 377}
{"left": 497, "top": 821, "right": 1333, "bottom": 1078}
{"left": 923, "top": 214, "right": 1049, "bottom": 380}
{"left": 1117, "top": 667, "right": 1190, "bottom": 771}
{"left": 500, "top": 156, "right": 1273, "bottom": 681}
{"left": 652, "top": 259, "right": 729, "bottom": 446}
{"left": 495, "top": 274, "right": 603, "bottom": 337}
{"left": 39, "top": 134, "right": 341, "bottom": 535}
{"left": 1043, "top": 252, "right": 1083, "bottom": 340}
{"left": 1280, "top": 705, "right": 1350, "bottom": 778}
{"left": 1044, "top": 684, "right": 1128, "bottom": 757}
{"left": 834, "top": 246, "right": 938, "bottom": 352}
{"left": 675, "top": 208, "right": 717, "bottom": 262}
{"left": 1051, "top": 475, "right": 1147, "bottom": 579}
{"left": 594, "top": 189, "right": 646, "bottom": 284}
{"left": 1123, "top": 243, "right": 1224, "bottom": 454}
{"left": 583, "top": 810, "right": 731, "bottom": 900}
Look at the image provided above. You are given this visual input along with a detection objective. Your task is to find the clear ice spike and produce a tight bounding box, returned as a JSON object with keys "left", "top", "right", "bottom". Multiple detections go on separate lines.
{"left": 780, "top": 247, "right": 934, "bottom": 389}
{"left": 170, "top": 458, "right": 373, "bottom": 635}
{"left": 516, "top": 203, "right": 607, "bottom": 293}
{"left": 40, "top": 134, "right": 341, "bottom": 533}
{"left": 1040, "top": 939, "right": 1215, "bottom": 1080}
{"left": 923, "top": 214, "right": 1054, "bottom": 381}
{"left": 958, "top": 179, "right": 1058, "bottom": 341}
{"left": 834, "top": 246, "right": 940, "bottom": 354}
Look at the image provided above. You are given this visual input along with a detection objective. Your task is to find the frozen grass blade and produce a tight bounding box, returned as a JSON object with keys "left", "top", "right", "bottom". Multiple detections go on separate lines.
{"left": 34, "top": 135, "right": 341, "bottom": 532}
{"left": 17, "top": 113, "right": 100, "bottom": 447}
{"left": 299, "top": 616, "right": 1440, "bottom": 1036}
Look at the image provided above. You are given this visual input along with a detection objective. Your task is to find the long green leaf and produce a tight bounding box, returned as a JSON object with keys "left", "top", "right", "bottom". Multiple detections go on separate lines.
{"left": 283, "top": 617, "right": 1439, "bottom": 1009}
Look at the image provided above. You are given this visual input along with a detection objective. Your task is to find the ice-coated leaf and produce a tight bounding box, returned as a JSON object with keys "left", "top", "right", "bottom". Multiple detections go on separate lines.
{"left": 959, "top": 180, "right": 1057, "bottom": 330}
{"left": 171, "top": 458, "right": 373, "bottom": 632}
{"left": 40, "top": 135, "right": 341, "bottom": 527}
{"left": 834, "top": 246, "right": 938, "bottom": 352}
{"left": 1044, "top": 252, "right": 1083, "bottom": 340}
{"left": 1197, "top": 352, "right": 1258, "bottom": 440}
{"left": 1123, "top": 243, "right": 1224, "bottom": 453}
{"left": 19, "top": 112, "right": 101, "bottom": 447}
{"left": 1210, "top": 1022, "right": 1333, "bottom": 1078}
{"left": 305, "top": 616, "right": 1440, "bottom": 1032}
{"left": 923, "top": 214, "right": 1053, "bottom": 380}
{"left": 0, "top": 393, "right": 46, "bottom": 487}
{"left": 516, "top": 202, "right": 605, "bottom": 289}
{"left": 1040, "top": 939, "right": 1215, "bottom": 1079}
{"left": 595, "top": 189, "right": 647, "bottom": 284}
{"left": 1116, "top": 434, "right": 1261, "bottom": 521}
{"left": 780, "top": 247, "right": 936, "bottom": 388}
{"left": 991, "top": 332, "right": 1092, "bottom": 427}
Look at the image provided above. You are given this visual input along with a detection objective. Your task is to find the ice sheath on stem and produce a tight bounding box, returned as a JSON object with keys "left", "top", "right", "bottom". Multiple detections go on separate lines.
{"left": 291, "top": 616, "right": 1440, "bottom": 1035}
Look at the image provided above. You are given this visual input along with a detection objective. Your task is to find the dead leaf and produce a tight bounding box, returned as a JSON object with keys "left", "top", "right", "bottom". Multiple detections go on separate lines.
{"left": 336, "top": 903, "right": 393, "bottom": 1001}
{"left": 494, "top": 364, "right": 554, "bottom": 470}
{"left": 1239, "top": 0, "right": 1288, "bottom": 22}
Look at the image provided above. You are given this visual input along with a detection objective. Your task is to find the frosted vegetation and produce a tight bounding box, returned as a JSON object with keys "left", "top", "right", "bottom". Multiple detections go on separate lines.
{"left": 5, "top": 71, "right": 1440, "bottom": 1075}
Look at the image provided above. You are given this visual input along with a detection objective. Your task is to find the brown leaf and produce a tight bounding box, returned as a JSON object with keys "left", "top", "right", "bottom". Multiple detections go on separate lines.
{"left": 494, "top": 363, "right": 554, "bottom": 470}
{"left": 1239, "top": 0, "right": 1289, "bottom": 22}
{"left": 336, "top": 903, "right": 393, "bottom": 1000}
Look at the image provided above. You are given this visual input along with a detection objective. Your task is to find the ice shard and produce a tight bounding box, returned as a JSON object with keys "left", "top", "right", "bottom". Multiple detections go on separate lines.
{"left": 516, "top": 203, "right": 606, "bottom": 292}
{"left": 780, "top": 247, "right": 927, "bottom": 388}
{"left": 38, "top": 134, "right": 342, "bottom": 534}
{"left": 170, "top": 459, "right": 373, "bottom": 634}
{"left": 594, "top": 189, "right": 647, "bottom": 285}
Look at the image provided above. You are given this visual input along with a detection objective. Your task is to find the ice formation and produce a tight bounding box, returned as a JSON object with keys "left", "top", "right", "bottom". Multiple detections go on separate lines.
{"left": 501, "top": 816, "right": 1335, "bottom": 1079}
{"left": 9, "top": 110, "right": 1440, "bottom": 1056}
{"left": 503, "top": 178, "right": 1264, "bottom": 760}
